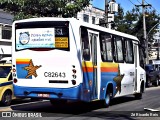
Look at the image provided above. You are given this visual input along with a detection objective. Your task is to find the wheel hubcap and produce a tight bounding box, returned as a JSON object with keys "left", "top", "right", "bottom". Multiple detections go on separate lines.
{"left": 5, "top": 94, "right": 11, "bottom": 103}
{"left": 105, "top": 94, "right": 110, "bottom": 104}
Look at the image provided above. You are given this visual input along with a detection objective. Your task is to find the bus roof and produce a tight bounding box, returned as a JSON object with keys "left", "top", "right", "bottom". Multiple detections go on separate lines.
{"left": 13, "top": 17, "right": 139, "bottom": 42}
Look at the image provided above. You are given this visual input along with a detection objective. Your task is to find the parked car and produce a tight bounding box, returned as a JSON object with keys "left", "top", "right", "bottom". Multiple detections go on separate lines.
{"left": 0, "top": 57, "right": 14, "bottom": 106}
{"left": 145, "top": 64, "right": 160, "bottom": 87}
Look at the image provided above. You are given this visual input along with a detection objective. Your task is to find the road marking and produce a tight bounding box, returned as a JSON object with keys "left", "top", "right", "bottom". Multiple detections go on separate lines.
{"left": 144, "top": 108, "right": 160, "bottom": 112}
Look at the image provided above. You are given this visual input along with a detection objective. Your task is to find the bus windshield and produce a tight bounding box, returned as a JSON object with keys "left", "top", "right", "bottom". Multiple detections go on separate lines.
{"left": 0, "top": 66, "right": 11, "bottom": 78}
{"left": 15, "top": 21, "right": 69, "bottom": 51}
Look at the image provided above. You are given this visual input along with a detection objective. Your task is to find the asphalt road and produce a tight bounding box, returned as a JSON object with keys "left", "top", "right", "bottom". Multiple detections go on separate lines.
{"left": 0, "top": 86, "right": 160, "bottom": 120}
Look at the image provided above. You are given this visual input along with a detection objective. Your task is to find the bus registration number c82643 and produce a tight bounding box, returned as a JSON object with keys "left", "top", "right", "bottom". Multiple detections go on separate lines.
{"left": 44, "top": 72, "right": 66, "bottom": 78}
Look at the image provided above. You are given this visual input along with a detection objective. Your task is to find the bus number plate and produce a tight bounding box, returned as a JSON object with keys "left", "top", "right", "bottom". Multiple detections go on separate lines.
{"left": 44, "top": 72, "right": 66, "bottom": 78}
{"left": 38, "top": 93, "right": 50, "bottom": 98}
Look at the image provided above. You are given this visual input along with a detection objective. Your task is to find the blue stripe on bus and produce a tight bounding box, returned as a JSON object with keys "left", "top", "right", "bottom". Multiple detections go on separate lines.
{"left": 13, "top": 71, "right": 118, "bottom": 102}
{"left": 16, "top": 64, "right": 32, "bottom": 79}
{"left": 100, "top": 72, "right": 118, "bottom": 99}
{"left": 0, "top": 81, "right": 13, "bottom": 87}
{"left": 13, "top": 84, "right": 84, "bottom": 101}
{"left": 83, "top": 71, "right": 118, "bottom": 100}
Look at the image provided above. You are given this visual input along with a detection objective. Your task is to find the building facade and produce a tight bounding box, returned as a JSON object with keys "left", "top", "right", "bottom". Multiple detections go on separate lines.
{"left": 76, "top": 4, "right": 116, "bottom": 29}
{"left": 0, "top": 9, "right": 13, "bottom": 58}
{"left": 149, "top": 26, "right": 160, "bottom": 61}
{"left": 77, "top": 4, "right": 105, "bottom": 25}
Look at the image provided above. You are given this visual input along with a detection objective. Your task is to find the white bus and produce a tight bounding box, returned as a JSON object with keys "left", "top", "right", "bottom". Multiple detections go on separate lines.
{"left": 12, "top": 17, "right": 146, "bottom": 107}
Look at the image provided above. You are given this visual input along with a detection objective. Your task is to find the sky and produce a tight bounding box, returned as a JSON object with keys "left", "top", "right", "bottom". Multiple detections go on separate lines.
{"left": 92, "top": 0, "right": 160, "bottom": 14}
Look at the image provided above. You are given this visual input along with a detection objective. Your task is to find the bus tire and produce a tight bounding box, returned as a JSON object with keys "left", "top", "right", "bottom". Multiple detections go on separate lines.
{"left": 1, "top": 90, "right": 12, "bottom": 106}
{"left": 135, "top": 83, "right": 143, "bottom": 99}
{"left": 103, "top": 90, "right": 111, "bottom": 107}
{"left": 134, "top": 93, "right": 142, "bottom": 99}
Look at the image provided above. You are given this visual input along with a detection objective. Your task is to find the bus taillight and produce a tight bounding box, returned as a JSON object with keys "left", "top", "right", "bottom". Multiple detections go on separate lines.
{"left": 72, "top": 75, "right": 76, "bottom": 79}
{"left": 13, "top": 73, "right": 16, "bottom": 77}
{"left": 72, "top": 65, "right": 76, "bottom": 85}
{"left": 72, "top": 69, "right": 76, "bottom": 73}
{"left": 13, "top": 68, "right": 16, "bottom": 72}
{"left": 14, "top": 78, "right": 18, "bottom": 83}
{"left": 71, "top": 80, "right": 76, "bottom": 85}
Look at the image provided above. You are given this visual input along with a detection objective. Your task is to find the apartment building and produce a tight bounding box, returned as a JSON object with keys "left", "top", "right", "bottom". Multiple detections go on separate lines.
{"left": 0, "top": 9, "right": 13, "bottom": 58}
{"left": 77, "top": 4, "right": 105, "bottom": 25}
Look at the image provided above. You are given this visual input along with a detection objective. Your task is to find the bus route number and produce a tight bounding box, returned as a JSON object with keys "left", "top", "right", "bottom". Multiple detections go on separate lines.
{"left": 44, "top": 72, "right": 66, "bottom": 78}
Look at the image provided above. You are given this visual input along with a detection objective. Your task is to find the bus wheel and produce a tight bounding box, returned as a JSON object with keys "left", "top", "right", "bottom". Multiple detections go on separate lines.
{"left": 50, "top": 99, "right": 67, "bottom": 105}
{"left": 103, "top": 90, "right": 111, "bottom": 107}
{"left": 135, "top": 83, "right": 143, "bottom": 99}
{"left": 1, "top": 91, "right": 12, "bottom": 106}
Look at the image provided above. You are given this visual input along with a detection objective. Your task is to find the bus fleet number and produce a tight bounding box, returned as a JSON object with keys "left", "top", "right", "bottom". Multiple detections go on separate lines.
{"left": 44, "top": 72, "right": 66, "bottom": 78}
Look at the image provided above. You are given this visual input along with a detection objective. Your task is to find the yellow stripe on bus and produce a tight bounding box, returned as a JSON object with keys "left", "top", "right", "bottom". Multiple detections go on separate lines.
{"left": 16, "top": 59, "right": 31, "bottom": 62}
{"left": 101, "top": 62, "right": 118, "bottom": 67}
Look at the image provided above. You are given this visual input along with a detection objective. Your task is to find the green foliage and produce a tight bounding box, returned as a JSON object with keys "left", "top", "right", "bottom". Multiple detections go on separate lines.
{"left": 0, "top": 0, "right": 91, "bottom": 20}
{"left": 114, "top": 4, "right": 159, "bottom": 58}
{"left": 114, "top": 5, "right": 159, "bottom": 45}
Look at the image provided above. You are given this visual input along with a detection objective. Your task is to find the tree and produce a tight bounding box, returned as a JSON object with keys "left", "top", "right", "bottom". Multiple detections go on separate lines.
{"left": 114, "top": 5, "right": 159, "bottom": 59}
{"left": 0, "top": 0, "right": 91, "bottom": 20}
{"left": 114, "top": 5, "right": 159, "bottom": 44}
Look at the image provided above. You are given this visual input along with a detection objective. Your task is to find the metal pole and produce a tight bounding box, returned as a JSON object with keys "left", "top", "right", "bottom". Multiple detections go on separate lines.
{"left": 158, "top": 39, "right": 160, "bottom": 60}
{"left": 147, "top": 22, "right": 160, "bottom": 37}
{"left": 105, "top": 0, "right": 108, "bottom": 28}
{"left": 158, "top": 28, "right": 160, "bottom": 60}
{"left": 142, "top": 0, "right": 148, "bottom": 64}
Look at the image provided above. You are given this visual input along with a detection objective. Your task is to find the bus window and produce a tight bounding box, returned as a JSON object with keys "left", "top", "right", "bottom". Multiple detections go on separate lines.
{"left": 15, "top": 21, "right": 69, "bottom": 51}
{"left": 81, "top": 27, "right": 90, "bottom": 61}
{"left": 125, "top": 39, "right": 134, "bottom": 63}
{"left": 100, "top": 33, "right": 113, "bottom": 62}
{"left": 114, "top": 36, "right": 123, "bottom": 62}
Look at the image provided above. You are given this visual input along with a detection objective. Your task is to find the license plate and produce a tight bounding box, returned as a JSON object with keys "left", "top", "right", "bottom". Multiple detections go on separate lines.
{"left": 38, "top": 93, "right": 50, "bottom": 98}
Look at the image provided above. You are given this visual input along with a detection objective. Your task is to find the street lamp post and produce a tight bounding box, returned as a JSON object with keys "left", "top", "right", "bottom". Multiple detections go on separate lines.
{"left": 147, "top": 22, "right": 160, "bottom": 62}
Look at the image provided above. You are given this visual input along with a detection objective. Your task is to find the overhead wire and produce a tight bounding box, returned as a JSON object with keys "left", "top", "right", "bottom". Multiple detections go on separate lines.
{"left": 144, "top": 0, "right": 160, "bottom": 15}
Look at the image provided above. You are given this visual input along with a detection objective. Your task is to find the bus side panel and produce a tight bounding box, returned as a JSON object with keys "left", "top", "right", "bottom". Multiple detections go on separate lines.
{"left": 100, "top": 62, "right": 119, "bottom": 99}
{"left": 81, "top": 61, "right": 93, "bottom": 102}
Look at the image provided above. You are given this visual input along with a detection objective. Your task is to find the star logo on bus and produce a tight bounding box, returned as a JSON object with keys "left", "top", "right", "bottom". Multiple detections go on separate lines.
{"left": 24, "top": 59, "right": 42, "bottom": 78}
